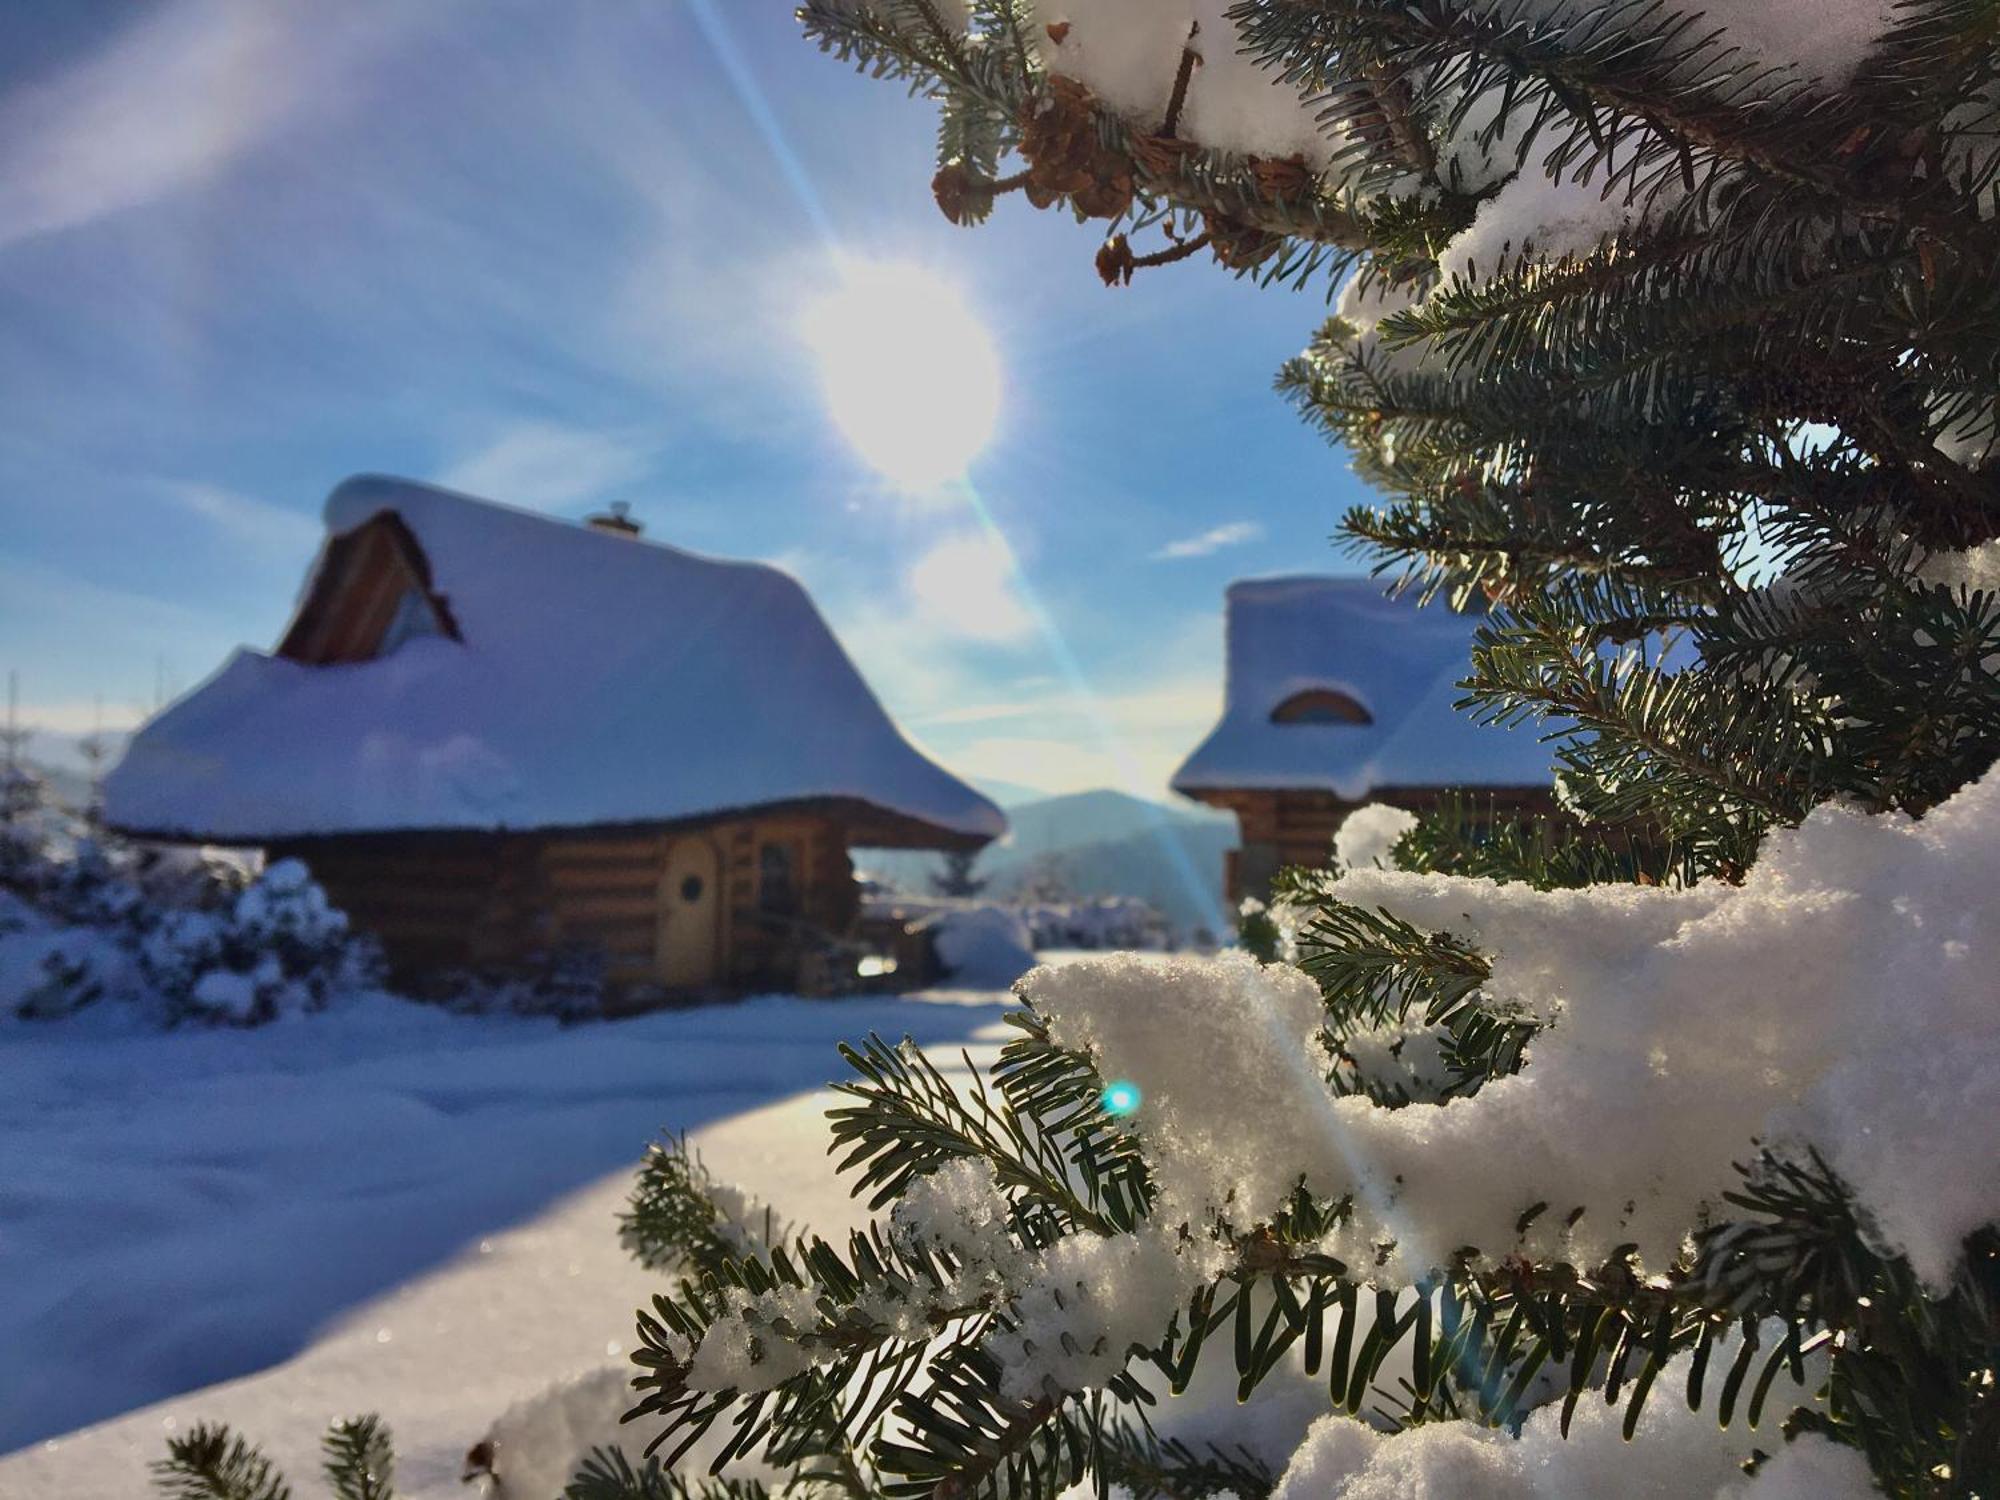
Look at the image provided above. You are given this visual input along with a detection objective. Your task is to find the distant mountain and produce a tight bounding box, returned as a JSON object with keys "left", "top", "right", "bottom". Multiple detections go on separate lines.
{"left": 858, "top": 788, "right": 1239, "bottom": 940}
{"left": 966, "top": 776, "right": 1053, "bottom": 810}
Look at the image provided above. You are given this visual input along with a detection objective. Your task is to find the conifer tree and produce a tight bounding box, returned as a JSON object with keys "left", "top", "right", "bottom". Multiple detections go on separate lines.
{"left": 606, "top": 2, "right": 1995, "bottom": 1495}
{"left": 931, "top": 848, "right": 991, "bottom": 899}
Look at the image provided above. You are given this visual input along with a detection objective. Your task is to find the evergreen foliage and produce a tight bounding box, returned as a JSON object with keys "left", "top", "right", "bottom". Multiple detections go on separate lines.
{"left": 152, "top": 1416, "right": 399, "bottom": 1500}
{"left": 931, "top": 849, "right": 990, "bottom": 899}
{"left": 601, "top": 1, "right": 1993, "bottom": 1494}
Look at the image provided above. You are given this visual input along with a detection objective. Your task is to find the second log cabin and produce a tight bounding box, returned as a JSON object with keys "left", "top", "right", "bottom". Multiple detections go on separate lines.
{"left": 1171, "top": 576, "right": 1556, "bottom": 902}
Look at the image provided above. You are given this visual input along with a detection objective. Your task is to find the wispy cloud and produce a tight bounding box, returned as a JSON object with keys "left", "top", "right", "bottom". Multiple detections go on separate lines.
{"left": 0, "top": 1, "right": 423, "bottom": 252}
{"left": 906, "top": 532, "right": 1035, "bottom": 644}
{"left": 1151, "top": 520, "right": 1264, "bottom": 561}
{"left": 159, "top": 480, "right": 319, "bottom": 558}
{"left": 914, "top": 676, "right": 1225, "bottom": 799}
{"left": 435, "top": 424, "right": 658, "bottom": 513}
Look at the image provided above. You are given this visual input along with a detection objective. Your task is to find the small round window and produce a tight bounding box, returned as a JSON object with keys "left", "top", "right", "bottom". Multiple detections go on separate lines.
{"left": 680, "top": 874, "right": 705, "bottom": 904}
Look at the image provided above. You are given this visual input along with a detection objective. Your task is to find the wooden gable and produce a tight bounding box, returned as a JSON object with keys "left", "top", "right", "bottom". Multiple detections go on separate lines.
{"left": 276, "top": 510, "right": 460, "bottom": 665}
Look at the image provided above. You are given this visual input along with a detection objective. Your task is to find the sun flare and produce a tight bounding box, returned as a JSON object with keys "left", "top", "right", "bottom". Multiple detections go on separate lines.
{"left": 801, "top": 260, "right": 1001, "bottom": 492}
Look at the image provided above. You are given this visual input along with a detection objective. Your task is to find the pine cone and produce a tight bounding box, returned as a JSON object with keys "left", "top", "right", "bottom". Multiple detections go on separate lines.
{"left": 1096, "top": 234, "right": 1138, "bottom": 286}
{"left": 932, "top": 160, "right": 993, "bottom": 226}
{"left": 1203, "top": 210, "right": 1280, "bottom": 269}
{"left": 1129, "top": 132, "right": 1198, "bottom": 180}
{"left": 1249, "top": 153, "right": 1314, "bottom": 201}
{"left": 1018, "top": 76, "right": 1136, "bottom": 222}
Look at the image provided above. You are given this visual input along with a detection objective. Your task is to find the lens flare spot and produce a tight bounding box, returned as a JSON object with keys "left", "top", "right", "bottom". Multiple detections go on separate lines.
{"left": 1101, "top": 1080, "right": 1142, "bottom": 1117}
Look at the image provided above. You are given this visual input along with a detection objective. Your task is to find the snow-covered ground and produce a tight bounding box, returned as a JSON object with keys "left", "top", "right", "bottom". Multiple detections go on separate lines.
{"left": 0, "top": 986, "right": 1016, "bottom": 1498}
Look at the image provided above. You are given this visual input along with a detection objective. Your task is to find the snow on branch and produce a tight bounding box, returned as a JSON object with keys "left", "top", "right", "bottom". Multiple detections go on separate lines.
{"left": 1030, "top": 763, "right": 2000, "bottom": 1290}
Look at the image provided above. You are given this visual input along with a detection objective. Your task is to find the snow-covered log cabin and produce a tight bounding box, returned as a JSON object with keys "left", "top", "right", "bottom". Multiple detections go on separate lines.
{"left": 1171, "top": 577, "right": 1555, "bottom": 901}
{"left": 104, "top": 476, "right": 1005, "bottom": 1002}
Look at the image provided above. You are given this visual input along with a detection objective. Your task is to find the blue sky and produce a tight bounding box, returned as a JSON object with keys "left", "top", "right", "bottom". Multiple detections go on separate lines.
{"left": 0, "top": 0, "right": 1374, "bottom": 799}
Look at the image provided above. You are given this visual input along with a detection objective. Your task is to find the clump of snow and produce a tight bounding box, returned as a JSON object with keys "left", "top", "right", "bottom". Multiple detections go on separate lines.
{"left": 1328, "top": 764, "right": 2000, "bottom": 1287}
{"left": 1028, "top": 764, "right": 2000, "bottom": 1289}
{"left": 1336, "top": 1017, "right": 1454, "bottom": 1102}
{"left": 1031, "top": 0, "right": 1339, "bottom": 169}
{"left": 1333, "top": 803, "right": 1417, "bottom": 871}
{"left": 994, "top": 1225, "right": 1206, "bottom": 1401}
{"left": 1023, "top": 950, "right": 1335, "bottom": 1231}
{"left": 1268, "top": 1340, "right": 1846, "bottom": 1499}
{"left": 477, "top": 1360, "right": 789, "bottom": 1498}
{"left": 1434, "top": 78, "right": 1536, "bottom": 195}
{"left": 1335, "top": 273, "right": 1425, "bottom": 340}
{"left": 890, "top": 1156, "right": 1023, "bottom": 1276}
{"left": 685, "top": 1282, "right": 824, "bottom": 1394}
{"left": 478, "top": 1367, "right": 636, "bottom": 1499}
{"left": 1920, "top": 539, "right": 2000, "bottom": 595}
{"left": 1437, "top": 165, "right": 1664, "bottom": 280}
{"left": 1931, "top": 398, "right": 1998, "bottom": 470}
{"left": 1669, "top": 0, "right": 1895, "bottom": 85}
{"left": 1718, "top": 1436, "right": 1883, "bottom": 1499}
{"left": 1178, "top": 0, "right": 1339, "bottom": 169}
{"left": 1030, "top": 1, "right": 1197, "bottom": 131}
{"left": 927, "top": 905, "right": 1037, "bottom": 985}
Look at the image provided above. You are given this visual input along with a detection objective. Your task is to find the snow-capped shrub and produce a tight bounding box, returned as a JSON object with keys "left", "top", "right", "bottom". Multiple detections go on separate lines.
{"left": 138, "top": 910, "right": 226, "bottom": 1000}
{"left": 6, "top": 813, "right": 380, "bottom": 1028}
{"left": 1013, "top": 895, "right": 1171, "bottom": 950}
{"left": 131, "top": 843, "right": 255, "bottom": 911}
{"left": 428, "top": 943, "right": 607, "bottom": 1022}
{"left": 126, "top": 862, "right": 370, "bottom": 1025}
{"left": 13, "top": 932, "right": 118, "bottom": 1021}
{"left": 926, "top": 906, "right": 1036, "bottom": 985}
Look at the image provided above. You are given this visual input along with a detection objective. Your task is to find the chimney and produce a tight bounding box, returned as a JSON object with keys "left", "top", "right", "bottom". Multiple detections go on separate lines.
{"left": 585, "top": 501, "right": 642, "bottom": 538}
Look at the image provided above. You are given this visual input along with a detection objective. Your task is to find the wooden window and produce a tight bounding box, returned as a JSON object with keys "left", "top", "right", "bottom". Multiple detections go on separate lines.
{"left": 759, "top": 842, "right": 799, "bottom": 916}
{"left": 1270, "top": 688, "right": 1373, "bottom": 725}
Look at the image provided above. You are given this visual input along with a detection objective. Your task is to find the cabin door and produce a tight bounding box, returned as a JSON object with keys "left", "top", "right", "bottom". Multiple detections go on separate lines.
{"left": 657, "top": 838, "right": 721, "bottom": 987}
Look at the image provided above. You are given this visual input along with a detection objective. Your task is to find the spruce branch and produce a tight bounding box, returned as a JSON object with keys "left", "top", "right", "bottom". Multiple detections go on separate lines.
{"left": 321, "top": 1417, "right": 395, "bottom": 1500}
{"left": 152, "top": 1426, "right": 292, "bottom": 1500}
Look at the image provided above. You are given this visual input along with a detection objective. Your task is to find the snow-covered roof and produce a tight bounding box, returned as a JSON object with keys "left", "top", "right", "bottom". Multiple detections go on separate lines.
{"left": 1170, "top": 576, "right": 1555, "bottom": 799}
{"left": 105, "top": 476, "right": 1006, "bottom": 847}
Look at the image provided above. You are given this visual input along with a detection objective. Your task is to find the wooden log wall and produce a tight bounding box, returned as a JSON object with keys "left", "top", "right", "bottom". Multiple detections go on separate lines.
{"left": 720, "top": 812, "right": 860, "bottom": 987}
{"left": 274, "top": 833, "right": 543, "bottom": 974}
{"left": 282, "top": 808, "right": 869, "bottom": 998}
{"left": 1194, "top": 785, "right": 1558, "bottom": 903}
{"left": 538, "top": 830, "right": 667, "bottom": 985}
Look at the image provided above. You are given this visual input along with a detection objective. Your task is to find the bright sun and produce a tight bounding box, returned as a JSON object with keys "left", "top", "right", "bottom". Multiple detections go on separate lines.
{"left": 801, "top": 261, "right": 1001, "bottom": 491}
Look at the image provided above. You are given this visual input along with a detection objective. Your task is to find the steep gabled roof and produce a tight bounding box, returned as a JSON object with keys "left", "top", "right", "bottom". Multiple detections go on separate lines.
{"left": 105, "top": 476, "right": 1005, "bottom": 848}
{"left": 1170, "top": 576, "right": 1556, "bottom": 800}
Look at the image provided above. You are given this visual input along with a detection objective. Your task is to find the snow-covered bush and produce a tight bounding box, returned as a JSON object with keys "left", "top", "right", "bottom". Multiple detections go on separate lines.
{"left": 126, "top": 859, "right": 375, "bottom": 1024}
{"left": 423, "top": 943, "right": 608, "bottom": 1022}
{"left": 924, "top": 904, "right": 1037, "bottom": 985}
{"left": 1013, "top": 894, "right": 1170, "bottom": 950}
{"left": 6, "top": 815, "right": 379, "bottom": 1027}
{"left": 13, "top": 931, "right": 119, "bottom": 1021}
